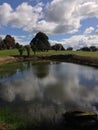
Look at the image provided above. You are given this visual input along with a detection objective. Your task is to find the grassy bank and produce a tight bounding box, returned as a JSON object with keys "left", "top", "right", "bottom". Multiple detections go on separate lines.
{"left": 1, "top": 49, "right": 98, "bottom": 67}
{"left": 0, "top": 49, "right": 98, "bottom": 58}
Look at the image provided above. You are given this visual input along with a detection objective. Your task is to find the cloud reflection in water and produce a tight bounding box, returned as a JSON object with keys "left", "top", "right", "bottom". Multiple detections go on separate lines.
{"left": 0, "top": 62, "right": 98, "bottom": 113}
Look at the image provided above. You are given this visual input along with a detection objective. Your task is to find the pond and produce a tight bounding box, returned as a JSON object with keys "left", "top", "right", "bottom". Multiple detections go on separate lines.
{"left": 0, "top": 61, "right": 98, "bottom": 120}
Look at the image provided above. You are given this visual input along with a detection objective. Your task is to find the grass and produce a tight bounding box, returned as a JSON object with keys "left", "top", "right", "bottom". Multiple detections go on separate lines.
{"left": 0, "top": 62, "right": 25, "bottom": 78}
{"left": 0, "top": 106, "right": 64, "bottom": 130}
{"left": 0, "top": 49, "right": 18, "bottom": 57}
{"left": 0, "top": 107, "right": 27, "bottom": 130}
{"left": 0, "top": 49, "right": 98, "bottom": 58}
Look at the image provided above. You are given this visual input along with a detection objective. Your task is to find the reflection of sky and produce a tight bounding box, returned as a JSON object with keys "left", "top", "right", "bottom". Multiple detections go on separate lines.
{"left": 0, "top": 62, "right": 98, "bottom": 113}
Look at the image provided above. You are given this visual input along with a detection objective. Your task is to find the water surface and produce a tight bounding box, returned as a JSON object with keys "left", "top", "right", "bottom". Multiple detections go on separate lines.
{"left": 0, "top": 61, "right": 98, "bottom": 119}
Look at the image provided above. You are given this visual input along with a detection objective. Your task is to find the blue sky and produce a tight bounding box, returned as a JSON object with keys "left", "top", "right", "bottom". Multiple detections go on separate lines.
{"left": 0, "top": 0, "right": 98, "bottom": 49}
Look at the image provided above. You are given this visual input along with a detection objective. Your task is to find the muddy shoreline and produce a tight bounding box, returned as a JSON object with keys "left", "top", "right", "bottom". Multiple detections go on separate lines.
{"left": 0, "top": 56, "right": 18, "bottom": 65}
{"left": 38, "top": 54, "right": 98, "bottom": 67}
{"left": 0, "top": 54, "right": 98, "bottom": 67}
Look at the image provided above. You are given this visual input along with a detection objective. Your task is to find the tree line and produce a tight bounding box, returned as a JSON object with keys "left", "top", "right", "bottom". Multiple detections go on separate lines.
{"left": 0, "top": 32, "right": 66, "bottom": 57}
{"left": 1, "top": 32, "right": 98, "bottom": 57}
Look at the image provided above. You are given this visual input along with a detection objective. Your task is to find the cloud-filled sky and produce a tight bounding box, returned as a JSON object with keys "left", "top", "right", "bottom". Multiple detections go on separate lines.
{"left": 0, "top": 0, "right": 98, "bottom": 49}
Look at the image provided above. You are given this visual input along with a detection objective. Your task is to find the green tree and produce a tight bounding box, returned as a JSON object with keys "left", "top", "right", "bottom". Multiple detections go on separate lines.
{"left": 18, "top": 45, "right": 24, "bottom": 56}
{"left": 67, "top": 47, "right": 73, "bottom": 51}
{"left": 0, "top": 37, "right": 7, "bottom": 50}
{"left": 15, "top": 42, "right": 20, "bottom": 49}
{"left": 25, "top": 45, "right": 30, "bottom": 57}
{"left": 30, "top": 32, "right": 51, "bottom": 52}
{"left": 3, "top": 35, "right": 15, "bottom": 49}
{"left": 52, "top": 44, "right": 65, "bottom": 51}
{"left": 31, "top": 44, "right": 37, "bottom": 55}
{"left": 0, "top": 37, "right": 3, "bottom": 50}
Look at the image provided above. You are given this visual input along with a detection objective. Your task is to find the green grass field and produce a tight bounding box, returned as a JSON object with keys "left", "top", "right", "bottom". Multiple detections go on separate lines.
{"left": 0, "top": 49, "right": 98, "bottom": 58}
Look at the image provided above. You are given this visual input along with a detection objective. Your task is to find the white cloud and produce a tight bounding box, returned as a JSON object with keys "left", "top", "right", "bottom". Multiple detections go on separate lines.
{"left": 43, "top": 0, "right": 98, "bottom": 34}
{"left": 12, "top": 35, "right": 29, "bottom": 45}
{"left": 77, "top": 1, "right": 98, "bottom": 19}
{"left": 29, "top": 20, "right": 57, "bottom": 34}
{"left": 61, "top": 35, "right": 88, "bottom": 49}
{"left": 0, "top": 2, "right": 43, "bottom": 31}
{"left": 95, "top": 29, "right": 98, "bottom": 35}
{"left": 1, "top": 0, "right": 98, "bottom": 47}
{"left": 50, "top": 32, "right": 98, "bottom": 50}
{"left": 0, "top": 3, "right": 13, "bottom": 25}
{"left": 84, "top": 26, "right": 94, "bottom": 34}
{"left": 11, "top": 2, "right": 43, "bottom": 29}
{"left": 44, "top": 0, "right": 80, "bottom": 34}
{"left": 0, "top": 0, "right": 98, "bottom": 35}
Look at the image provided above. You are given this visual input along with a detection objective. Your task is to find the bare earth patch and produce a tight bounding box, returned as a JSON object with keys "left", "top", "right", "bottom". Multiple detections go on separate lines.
{"left": 0, "top": 56, "right": 17, "bottom": 65}
{"left": 0, "top": 124, "right": 10, "bottom": 130}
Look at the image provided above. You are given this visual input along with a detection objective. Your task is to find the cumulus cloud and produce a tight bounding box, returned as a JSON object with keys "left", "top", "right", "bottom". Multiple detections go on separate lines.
{"left": 42, "top": 0, "right": 98, "bottom": 34}
{"left": 77, "top": 1, "right": 98, "bottom": 19}
{"left": 95, "top": 29, "right": 98, "bottom": 35}
{"left": 0, "top": 0, "right": 98, "bottom": 35}
{"left": 0, "top": 2, "right": 43, "bottom": 31}
{"left": 1, "top": 0, "right": 98, "bottom": 48}
{"left": 51, "top": 31, "right": 98, "bottom": 50}
{"left": 13, "top": 35, "right": 31, "bottom": 45}
{"left": 0, "top": 3, "right": 13, "bottom": 25}
{"left": 84, "top": 26, "right": 94, "bottom": 34}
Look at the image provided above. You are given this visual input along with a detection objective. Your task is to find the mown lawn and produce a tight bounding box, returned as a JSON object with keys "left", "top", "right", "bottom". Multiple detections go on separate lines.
{"left": 0, "top": 49, "right": 98, "bottom": 58}
{"left": 0, "top": 49, "right": 19, "bottom": 57}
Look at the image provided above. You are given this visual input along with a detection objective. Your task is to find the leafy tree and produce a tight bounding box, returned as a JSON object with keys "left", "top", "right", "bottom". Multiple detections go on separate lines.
{"left": 18, "top": 45, "right": 24, "bottom": 56}
{"left": 3, "top": 35, "right": 15, "bottom": 49}
{"left": 1, "top": 41, "right": 7, "bottom": 49}
{"left": 90, "top": 46, "right": 97, "bottom": 52}
{"left": 31, "top": 44, "right": 37, "bottom": 55}
{"left": 0, "top": 37, "right": 2, "bottom": 43}
{"left": 25, "top": 45, "right": 30, "bottom": 57}
{"left": 67, "top": 47, "right": 73, "bottom": 51}
{"left": 80, "top": 47, "right": 90, "bottom": 51}
{"left": 30, "top": 32, "right": 51, "bottom": 53}
{"left": 52, "top": 44, "right": 65, "bottom": 51}
{"left": 15, "top": 42, "right": 20, "bottom": 49}
{"left": 0, "top": 37, "right": 3, "bottom": 50}
{"left": 0, "top": 37, "right": 7, "bottom": 50}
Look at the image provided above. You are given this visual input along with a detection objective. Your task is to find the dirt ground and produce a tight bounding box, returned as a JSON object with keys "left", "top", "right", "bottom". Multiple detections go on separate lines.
{"left": 0, "top": 56, "right": 17, "bottom": 65}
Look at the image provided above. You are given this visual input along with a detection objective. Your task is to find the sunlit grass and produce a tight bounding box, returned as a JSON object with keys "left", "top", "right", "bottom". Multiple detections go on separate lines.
{"left": 0, "top": 49, "right": 98, "bottom": 58}
{"left": 0, "top": 49, "right": 18, "bottom": 57}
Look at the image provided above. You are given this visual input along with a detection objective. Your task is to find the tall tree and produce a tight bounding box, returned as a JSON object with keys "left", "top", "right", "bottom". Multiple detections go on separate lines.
{"left": 15, "top": 42, "right": 20, "bottom": 49}
{"left": 0, "top": 37, "right": 3, "bottom": 50}
{"left": 3, "top": 35, "right": 15, "bottom": 49}
{"left": 30, "top": 32, "right": 51, "bottom": 53}
{"left": 18, "top": 45, "right": 24, "bottom": 56}
{"left": 25, "top": 45, "right": 30, "bottom": 57}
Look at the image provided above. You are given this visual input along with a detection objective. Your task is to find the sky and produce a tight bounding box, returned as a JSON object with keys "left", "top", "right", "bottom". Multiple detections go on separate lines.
{"left": 0, "top": 0, "right": 98, "bottom": 49}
